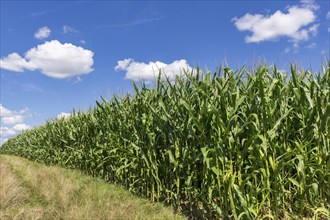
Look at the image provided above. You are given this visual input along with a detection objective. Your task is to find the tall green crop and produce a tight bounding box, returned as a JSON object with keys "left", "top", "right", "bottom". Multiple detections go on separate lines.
{"left": 1, "top": 63, "right": 329, "bottom": 219}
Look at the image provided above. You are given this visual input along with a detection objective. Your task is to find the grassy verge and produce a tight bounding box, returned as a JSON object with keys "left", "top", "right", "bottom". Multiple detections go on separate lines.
{"left": 0, "top": 155, "right": 185, "bottom": 220}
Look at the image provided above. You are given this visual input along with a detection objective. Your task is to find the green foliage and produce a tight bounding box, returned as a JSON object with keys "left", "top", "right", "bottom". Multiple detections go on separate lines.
{"left": 1, "top": 63, "right": 329, "bottom": 219}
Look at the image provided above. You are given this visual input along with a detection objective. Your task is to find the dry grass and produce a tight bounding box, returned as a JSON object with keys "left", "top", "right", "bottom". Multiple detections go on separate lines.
{"left": 0, "top": 158, "right": 55, "bottom": 219}
{"left": 0, "top": 155, "right": 184, "bottom": 219}
{"left": 0, "top": 160, "right": 26, "bottom": 210}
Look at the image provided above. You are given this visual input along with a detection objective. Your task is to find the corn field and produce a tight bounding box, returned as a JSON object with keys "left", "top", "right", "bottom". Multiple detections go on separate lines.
{"left": 1, "top": 63, "right": 329, "bottom": 219}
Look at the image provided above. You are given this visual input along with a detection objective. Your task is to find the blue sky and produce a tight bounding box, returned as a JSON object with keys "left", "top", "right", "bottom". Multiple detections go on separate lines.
{"left": 0, "top": 0, "right": 329, "bottom": 144}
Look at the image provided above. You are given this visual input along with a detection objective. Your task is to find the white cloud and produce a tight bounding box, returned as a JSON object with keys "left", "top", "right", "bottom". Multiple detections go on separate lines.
{"left": 115, "top": 58, "right": 134, "bottom": 70}
{"left": 308, "top": 24, "right": 319, "bottom": 36}
{"left": 233, "top": 1, "right": 319, "bottom": 45}
{"left": 63, "top": 25, "right": 78, "bottom": 33}
{"left": 0, "top": 105, "right": 12, "bottom": 117}
{"left": 0, "top": 53, "right": 36, "bottom": 72}
{"left": 13, "top": 124, "right": 31, "bottom": 131}
{"left": 0, "top": 105, "right": 31, "bottom": 146}
{"left": 0, "top": 124, "right": 30, "bottom": 145}
{"left": 2, "top": 115, "right": 24, "bottom": 125}
{"left": 57, "top": 112, "right": 71, "bottom": 119}
{"left": 284, "top": 48, "right": 291, "bottom": 53}
{"left": 0, "top": 40, "right": 94, "bottom": 79}
{"left": 0, "top": 105, "right": 30, "bottom": 125}
{"left": 115, "top": 59, "right": 194, "bottom": 83}
{"left": 300, "top": 0, "right": 319, "bottom": 10}
{"left": 1, "top": 127, "right": 17, "bottom": 137}
{"left": 306, "top": 42, "right": 316, "bottom": 49}
{"left": 34, "top": 26, "right": 51, "bottom": 39}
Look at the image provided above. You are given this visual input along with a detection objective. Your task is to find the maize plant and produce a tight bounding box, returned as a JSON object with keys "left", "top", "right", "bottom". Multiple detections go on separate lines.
{"left": 1, "top": 63, "right": 329, "bottom": 219}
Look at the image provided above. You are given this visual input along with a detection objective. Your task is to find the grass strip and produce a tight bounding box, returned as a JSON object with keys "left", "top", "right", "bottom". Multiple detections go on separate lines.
{"left": 0, "top": 155, "right": 184, "bottom": 220}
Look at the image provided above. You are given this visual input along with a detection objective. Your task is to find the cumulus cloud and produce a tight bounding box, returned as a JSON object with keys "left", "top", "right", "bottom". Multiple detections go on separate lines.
{"left": 232, "top": 0, "right": 319, "bottom": 45}
{"left": 0, "top": 40, "right": 94, "bottom": 79}
{"left": 63, "top": 25, "right": 78, "bottom": 33}
{"left": 57, "top": 112, "right": 71, "bottom": 119}
{"left": 1, "top": 127, "right": 17, "bottom": 138}
{"left": 2, "top": 115, "right": 25, "bottom": 125}
{"left": 0, "top": 53, "right": 35, "bottom": 72}
{"left": 0, "top": 105, "right": 31, "bottom": 145}
{"left": 0, "top": 105, "right": 30, "bottom": 125}
{"left": 115, "top": 59, "right": 194, "bottom": 82}
{"left": 34, "top": 26, "right": 51, "bottom": 39}
{"left": 0, "top": 124, "right": 31, "bottom": 145}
